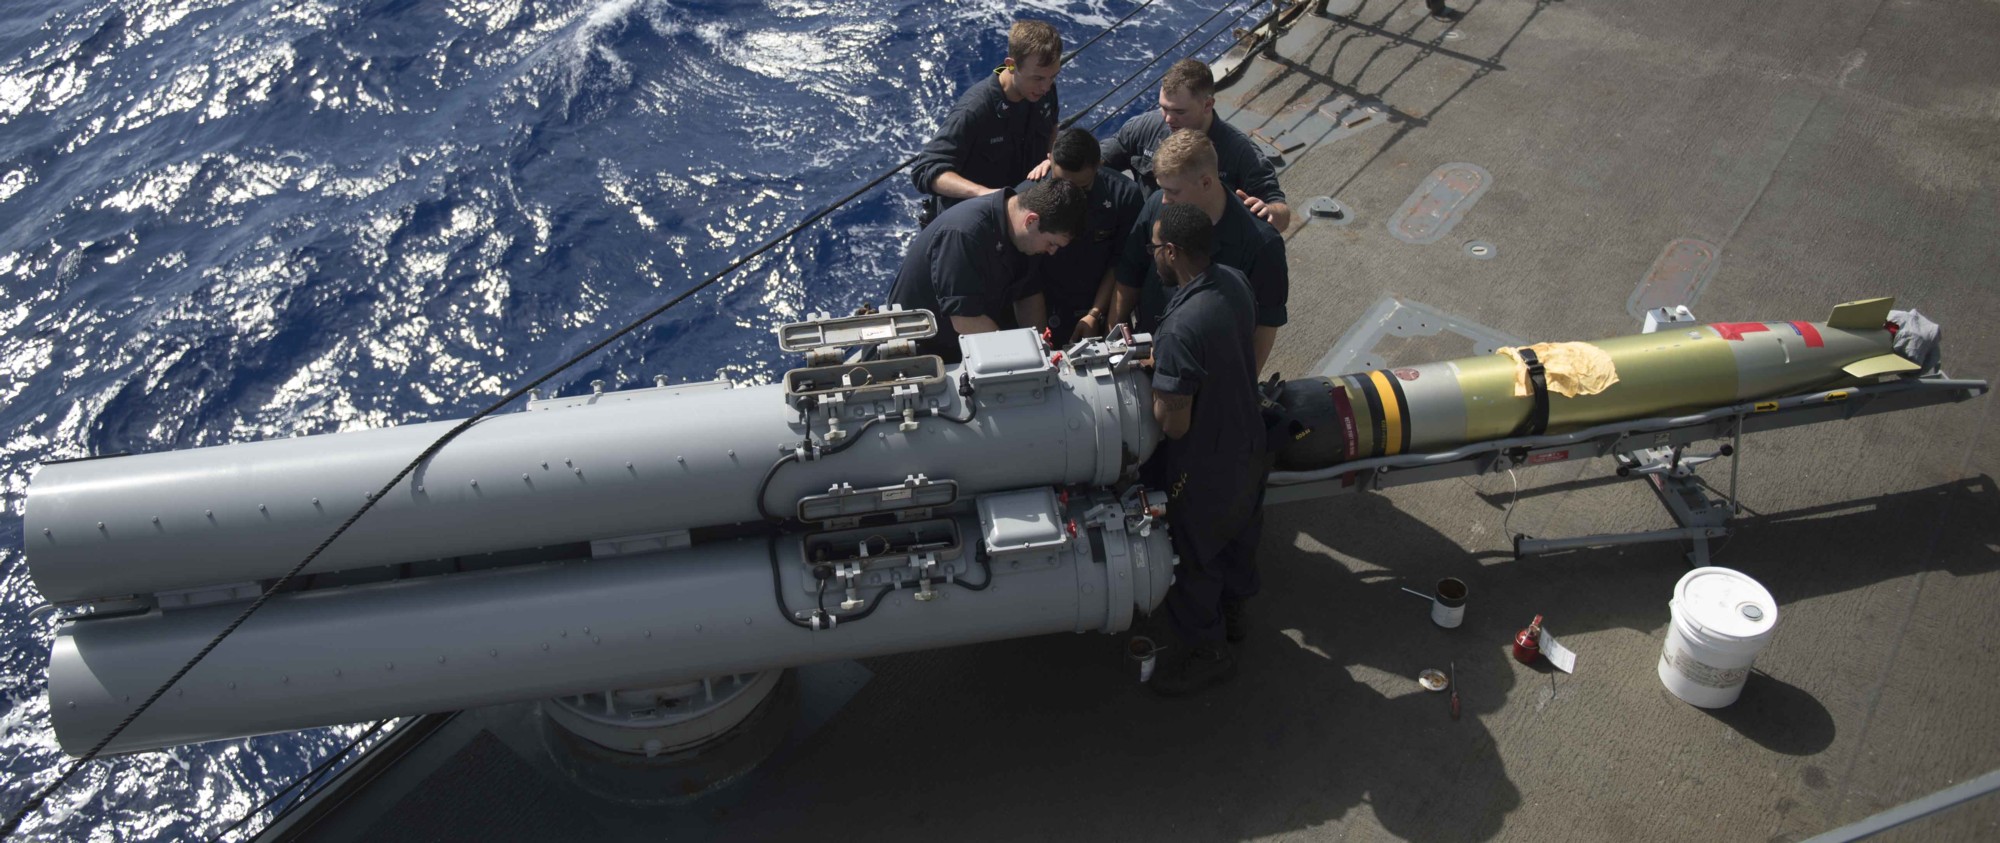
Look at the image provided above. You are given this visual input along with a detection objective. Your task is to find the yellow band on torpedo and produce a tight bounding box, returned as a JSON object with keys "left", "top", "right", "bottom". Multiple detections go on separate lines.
{"left": 1367, "top": 370, "right": 1404, "bottom": 455}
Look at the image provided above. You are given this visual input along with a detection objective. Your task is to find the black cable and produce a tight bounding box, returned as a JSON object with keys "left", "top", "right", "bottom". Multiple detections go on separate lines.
{"left": 206, "top": 719, "right": 390, "bottom": 843}
{"left": 206, "top": 771, "right": 313, "bottom": 842}
{"left": 1089, "top": 9, "right": 1264, "bottom": 134}
{"left": 769, "top": 534, "right": 817, "bottom": 630}
{"left": 756, "top": 451, "right": 801, "bottom": 522}
{"left": 756, "top": 413, "right": 885, "bottom": 525}
{"left": 1060, "top": 0, "right": 1164, "bottom": 67}
{"left": 1090, "top": 0, "right": 1269, "bottom": 132}
{"left": 1068, "top": 0, "right": 1258, "bottom": 132}
{"left": 829, "top": 583, "right": 897, "bottom": 622}
{"left": 940, "top": 373, "right": 978, "bottom": 424}
{"left": 768, "top": 533, "right": 894, "bottom": 629}
{"left": 762, "top": 395, "right": 973, "bottom": 523}
{"left": 4, "top": 2, "right": 1188, "bottom": 834}
{"left": 951, "top": 551, "right": 995, "bottom": 591}
{"left": 767, "top": 533, "right": 991, "bottom": 628}
{"left": 904, "top": 556, "right": 995, "bottom": 592}
{"left": 819, "top": 414, "right": 890, "bottom": 457}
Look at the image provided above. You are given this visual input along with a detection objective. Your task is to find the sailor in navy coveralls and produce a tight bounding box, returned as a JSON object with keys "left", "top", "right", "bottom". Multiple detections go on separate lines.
{"left": 1141, "top": 203, "right": 1269, "bottom": 697}
{"left": 912, "top": 20, "right": 1063, "bottom": 221}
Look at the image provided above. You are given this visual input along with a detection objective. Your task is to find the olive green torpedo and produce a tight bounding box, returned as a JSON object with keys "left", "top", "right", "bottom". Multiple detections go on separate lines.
{"left": 1273, "top": 298, "right": 1923, "bottom": 471}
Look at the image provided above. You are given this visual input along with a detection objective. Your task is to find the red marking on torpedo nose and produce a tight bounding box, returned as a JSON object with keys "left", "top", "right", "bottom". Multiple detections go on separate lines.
{"left": 1789, "top": 321, "right": 1824, "bottom": 348}
{"left": 1712, "top": 322, "right": 1770, "bottom": 341}
{"left": 1329, "top": 384, "right": 1359, "bottom": 461}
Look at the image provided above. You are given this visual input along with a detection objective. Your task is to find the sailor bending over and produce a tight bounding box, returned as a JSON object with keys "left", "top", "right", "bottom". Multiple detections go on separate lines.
{"left": 885, "top": 178, "right": 1086, "bottom": 363}
{"left": 1016, "top": 128, "right": 1144, "bottom": 344}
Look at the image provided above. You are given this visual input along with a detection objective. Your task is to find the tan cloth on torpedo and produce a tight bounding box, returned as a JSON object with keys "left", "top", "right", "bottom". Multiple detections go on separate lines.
{"left": 1495, "top": 342, "right": 1620, "bottom": 398}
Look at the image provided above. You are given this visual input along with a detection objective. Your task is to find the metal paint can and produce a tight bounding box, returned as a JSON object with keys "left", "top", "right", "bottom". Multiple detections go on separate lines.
{"left": 1431, "top": 577, "right": 1468, "bottom": 629}
{"left": 1127, "top": 636, "right": 1160, "bottom": 683}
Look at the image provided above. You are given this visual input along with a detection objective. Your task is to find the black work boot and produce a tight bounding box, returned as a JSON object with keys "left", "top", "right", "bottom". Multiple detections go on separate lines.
{"left": 1222, "top": 598, "right": 1249, "bottom": 643}
{"left": 1151, "top": 643, "right": 1238, "bottom": 697}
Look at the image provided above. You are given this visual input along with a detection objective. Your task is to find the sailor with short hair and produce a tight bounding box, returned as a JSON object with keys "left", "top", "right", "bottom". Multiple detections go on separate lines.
{"left": 1141, "top": 201, "right": 1268, "bottom": 697}
{"left": 1112, "top": 129, "right": 1289, "bottom": 373}
{"left": 885, "top": 177, "right": 1088, "bottom": 363}
{"left": 911, "top": 19, "right": 1064, "bottom": 223}
{"left": 1016, "top": 128, "right": 1145, "bottom": 343}
{"left": 1099, "top": 58, "right": 1291, "bottom": 230}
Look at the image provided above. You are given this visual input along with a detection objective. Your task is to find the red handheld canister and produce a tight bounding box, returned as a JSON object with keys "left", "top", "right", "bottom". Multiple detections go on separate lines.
{"left": 1512, "top": 615, "right": 1544, "bottom": 665}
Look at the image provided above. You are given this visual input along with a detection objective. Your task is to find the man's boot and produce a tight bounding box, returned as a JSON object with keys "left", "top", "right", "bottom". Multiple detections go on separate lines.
{"left": 1151, "top": 642, "right": 1238, "bottom": 697}
{"left": 1222, "top": 598, "right": 1248, "bottom": 643}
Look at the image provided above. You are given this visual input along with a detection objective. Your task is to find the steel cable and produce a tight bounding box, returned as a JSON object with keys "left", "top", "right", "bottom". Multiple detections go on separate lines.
{"left": 1081, "top": 0, "right": 1271, "bottom": 133}
{"left": 204, "top": 719, "right": 393, "bottom": 843}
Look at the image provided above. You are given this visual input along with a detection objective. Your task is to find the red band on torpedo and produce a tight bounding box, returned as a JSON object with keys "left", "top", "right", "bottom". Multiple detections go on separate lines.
{"left": 1329, "top": 382, "right": 1359, "bottom": 461}
{"left": 1790, "top": 321, "right": 1824, "bottom": 348}
{"left": 1712, "top": 322, "right": 1770, "bottom": 341}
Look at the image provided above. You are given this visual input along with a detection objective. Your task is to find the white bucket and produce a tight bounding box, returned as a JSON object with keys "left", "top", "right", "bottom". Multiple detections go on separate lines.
{"left": 1658, "top": 567, "right": 1779, "bottom": 708}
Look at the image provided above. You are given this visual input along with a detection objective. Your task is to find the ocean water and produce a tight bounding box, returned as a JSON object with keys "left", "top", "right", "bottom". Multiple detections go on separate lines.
{"left": 0, "top": 0, "right": 1244, "bottom": 837}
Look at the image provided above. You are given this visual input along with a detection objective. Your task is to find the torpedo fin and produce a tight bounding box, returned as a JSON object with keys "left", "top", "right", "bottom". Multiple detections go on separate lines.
{"left": 1826, "top": 297, "right": 1894, "bottom": 330}
{"left": 1842, "top": 353, "right": 1923, "bottom": 379}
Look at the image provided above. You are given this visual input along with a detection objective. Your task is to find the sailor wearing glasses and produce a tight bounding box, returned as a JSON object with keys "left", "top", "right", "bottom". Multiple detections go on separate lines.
{"left": 1139, "top": 202, "right": 1269, "bottom": 697}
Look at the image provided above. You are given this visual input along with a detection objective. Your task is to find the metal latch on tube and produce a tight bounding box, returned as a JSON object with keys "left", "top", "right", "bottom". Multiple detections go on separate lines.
{"left": 797, "top": 475, "right": 959, "bottom": 528}
{"left": 775, "top": 308, "right": 937, "bottom": 354}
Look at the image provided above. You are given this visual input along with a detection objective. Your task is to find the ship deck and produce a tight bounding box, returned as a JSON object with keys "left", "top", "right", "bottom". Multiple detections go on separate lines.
{"left": 270, "top": 0, "right": 2000, "bottom": 839}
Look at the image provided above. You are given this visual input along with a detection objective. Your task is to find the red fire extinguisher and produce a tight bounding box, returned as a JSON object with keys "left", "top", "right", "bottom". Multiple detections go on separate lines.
{"left": 1512, "top": 615, "right": 1544, "bottom": 665}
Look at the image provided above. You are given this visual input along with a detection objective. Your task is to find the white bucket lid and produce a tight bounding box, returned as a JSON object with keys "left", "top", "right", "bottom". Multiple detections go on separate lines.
{"left": 1672, "top": 566, "right": 1778, "bottom": 643}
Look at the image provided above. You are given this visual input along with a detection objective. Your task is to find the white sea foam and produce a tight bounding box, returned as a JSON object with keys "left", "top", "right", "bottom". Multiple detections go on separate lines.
{"left": 97, "top": 160, "right": 200, "bottom": 214}
{"left": 0, "top": 168, "right": 33, "bottom": 203}
{"left": 0, "top": 72, "right": 34, "bottom": 119}
{"left": 445, "top": 0, "right": 529, "bottom": 33}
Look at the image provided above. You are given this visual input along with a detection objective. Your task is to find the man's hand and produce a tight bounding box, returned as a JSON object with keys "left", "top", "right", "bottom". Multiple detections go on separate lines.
{"left": 1027, "top": 158, "right": 1053, "bottom": 180}
{"left": 1109, "top": 283, "right": 1139, "bottom": 333}
{"left": 1235, "top": 189, "right": 1293, "bottom": 230}
{"left": 933, "top": 171, "right": 1001, "bottom": 201}
{"left": 1012, "top": 293, "right": 1048, "bottom": 339}
{"left": 1068, "top": 308, "right": 1108, "bottom": 344}
{"left": 950, "top": 314, "right": 1002, "bottom": 336}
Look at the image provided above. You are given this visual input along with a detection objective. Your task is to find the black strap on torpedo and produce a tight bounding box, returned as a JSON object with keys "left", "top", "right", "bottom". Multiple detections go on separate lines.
{"left": 1257, "top": 374, "right": 1308, "bottom": 452}
{"left": 1512, "top": 348, "right": 1551, "bottom": 438}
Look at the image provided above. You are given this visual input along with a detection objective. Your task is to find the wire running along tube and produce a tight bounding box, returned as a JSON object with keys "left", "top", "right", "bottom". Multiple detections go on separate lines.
{"left": 2, "top": 2, "right": 1247, "bottom": 835}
